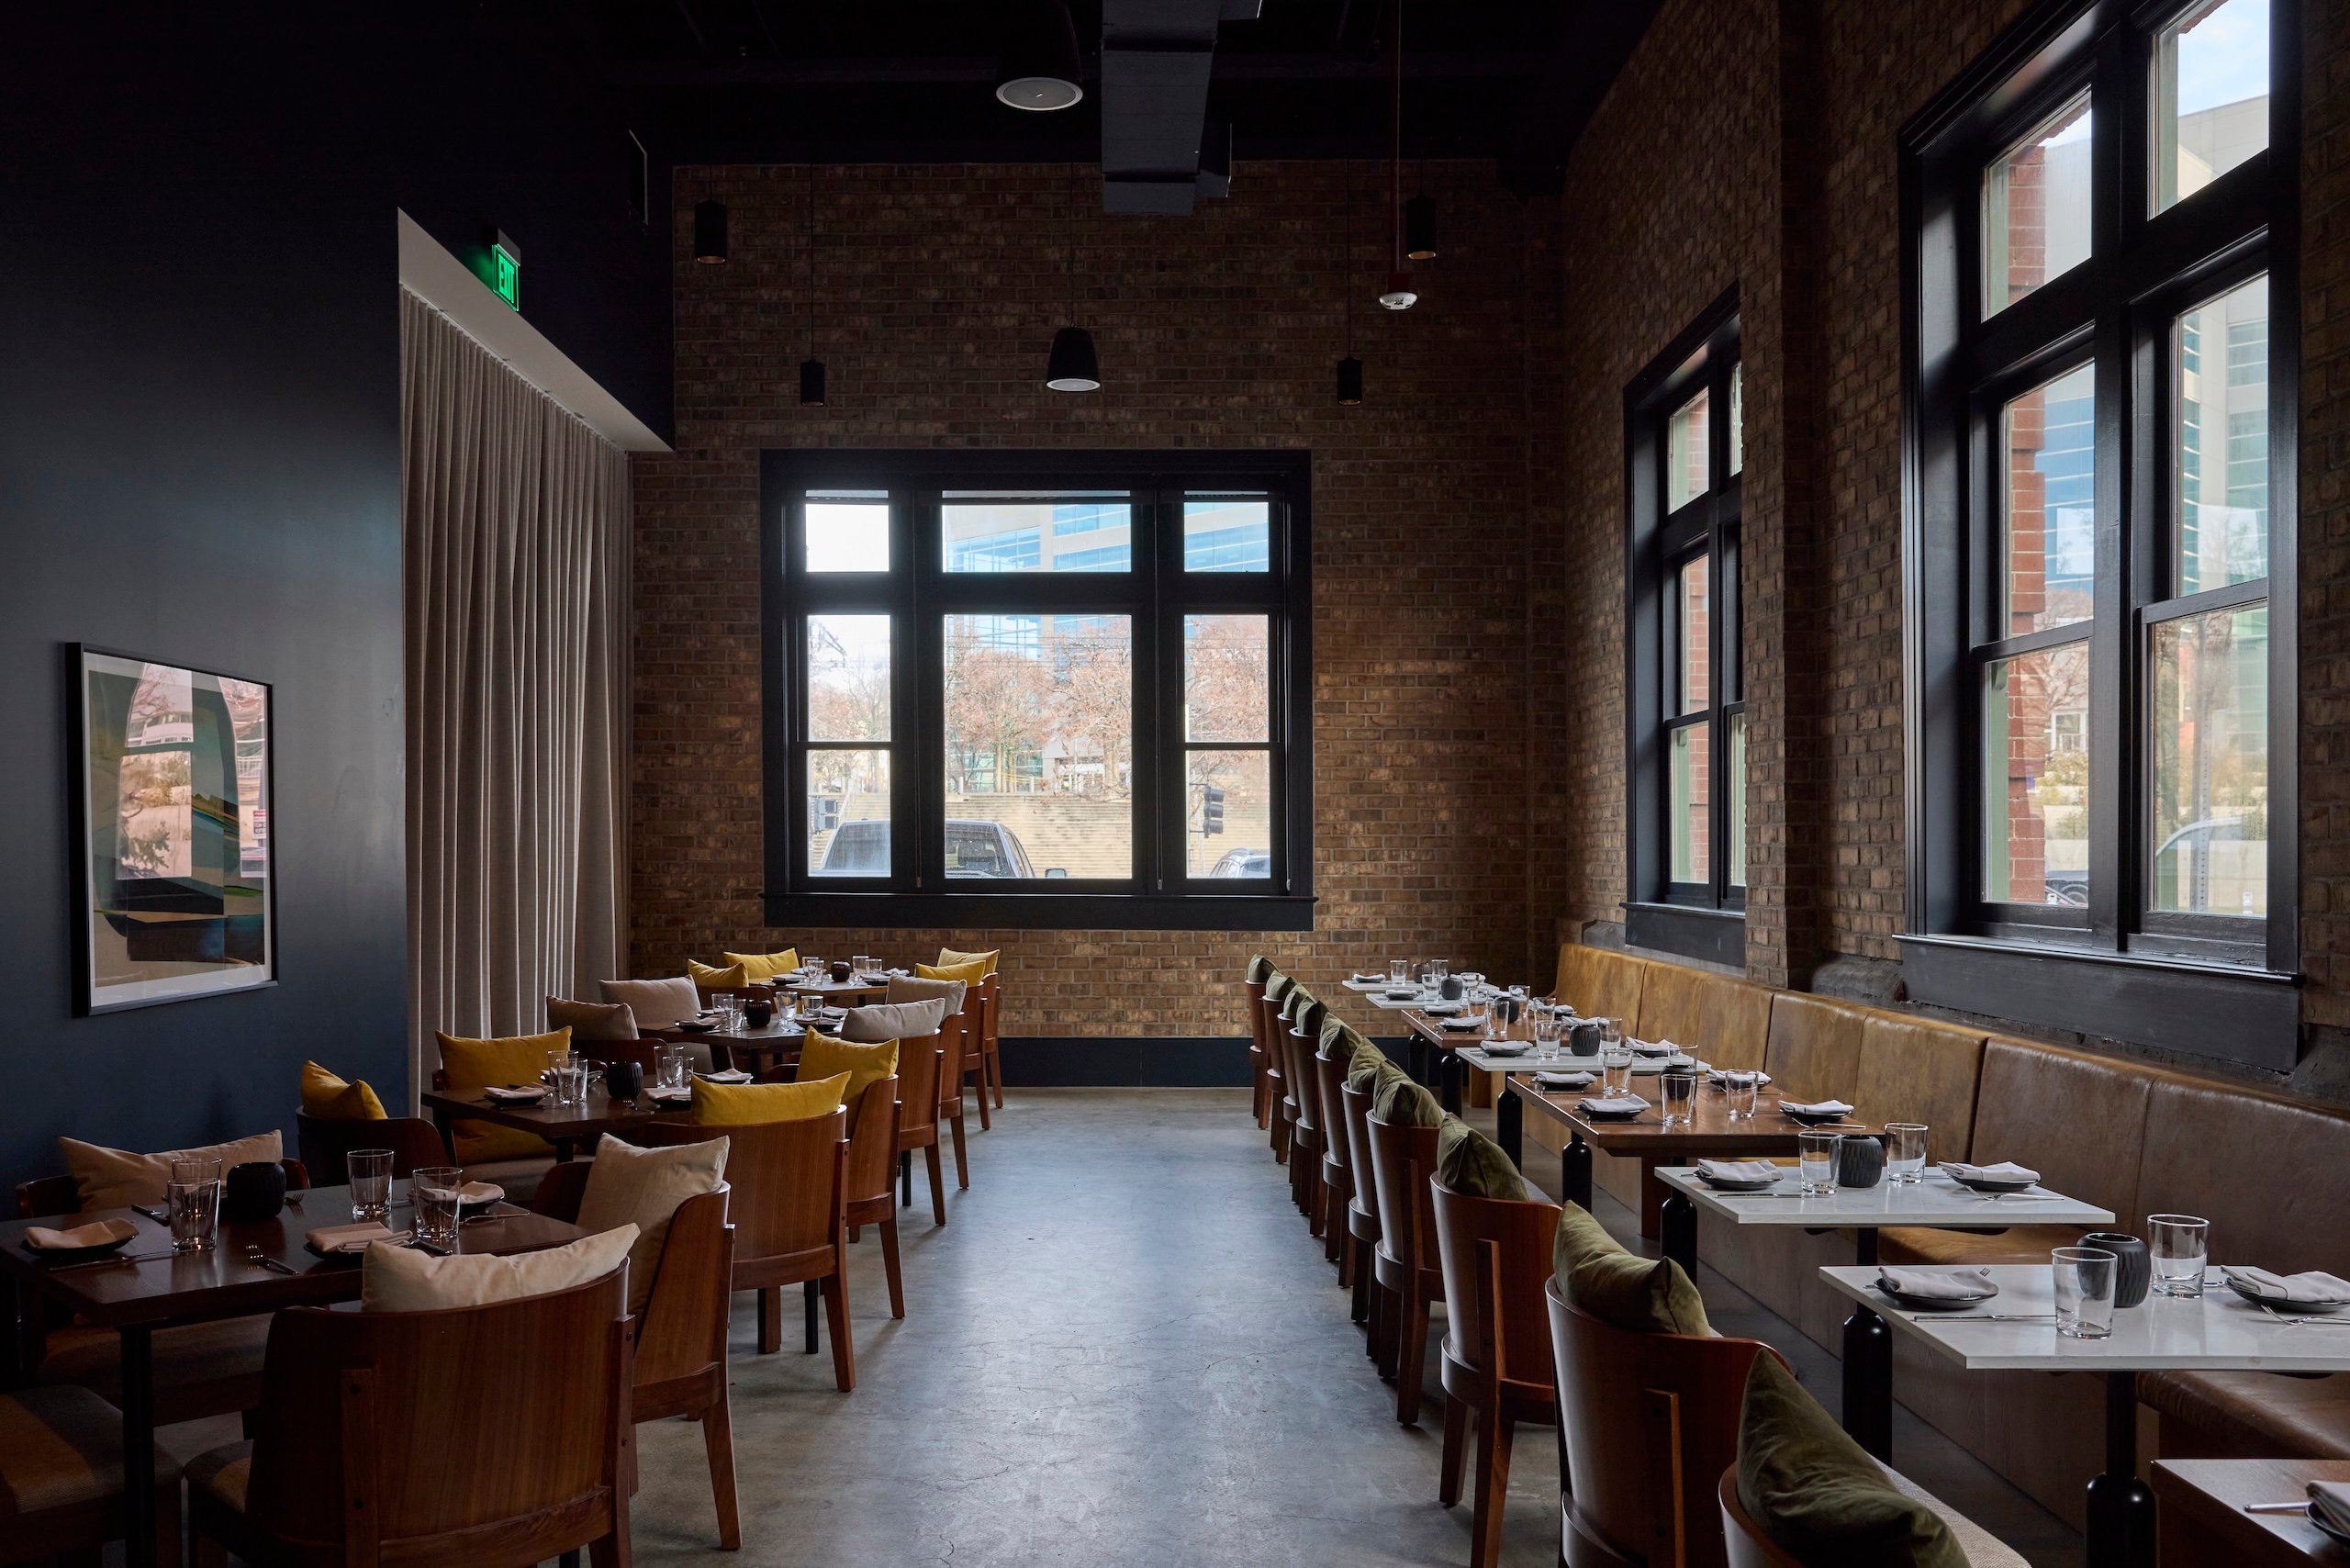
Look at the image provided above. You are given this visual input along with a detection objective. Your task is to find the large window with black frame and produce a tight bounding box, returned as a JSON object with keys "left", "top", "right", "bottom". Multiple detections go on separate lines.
{"left": 1625, "top": 298, "right": 1745, "bottom": 963}
{"left": 762, "top": 451, "right": 1314, "bottom": 931}
{"left": 1900, "top": 0, "right": 2295, "bottom": 1049}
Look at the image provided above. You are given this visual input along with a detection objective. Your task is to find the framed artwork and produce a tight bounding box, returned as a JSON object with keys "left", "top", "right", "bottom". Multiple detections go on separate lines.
{"left": 73, "top": 645, "right": 274, "bottom": 1014}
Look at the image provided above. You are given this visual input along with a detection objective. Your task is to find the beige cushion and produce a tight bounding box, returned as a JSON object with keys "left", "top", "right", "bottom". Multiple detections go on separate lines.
{"left": 59, "top": 1130, "right": 283, "bottom": 1212}
{"left": 597, "top": 976, "right": 701, "bottom": 1030}
{"left": 1886, "top": 1469, "right": 2031, "bottom": 1567}
{"left": 546, "top": 996, "right": 640, "bottom": 1043}
{"left": 185, "top": 1440, "right": 252, "bottom": 1513}
{"left": 842, "top": 998, "right": 947, "bottom": 1043}
{"left": 360, "top": 1225, "right": 638, "bottom": 1312}
{"left": 575, "top": 1136, "right": 727, "bottom": 1315}
{"left": 0, "top": 1383, "right": 180, "bottom": 1516}
{"left": 886, "top": 975, "right": 968, "bottom": 1014}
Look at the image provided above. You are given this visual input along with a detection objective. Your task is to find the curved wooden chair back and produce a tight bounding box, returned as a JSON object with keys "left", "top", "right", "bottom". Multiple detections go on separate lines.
{"left": 980, "top": 971, "right": 1002, "bottom": 1058}
{"left": 239, "top": 1270, "right": 629, "bottom": 1560}
{"left": 1339, "top": 1079, "right": 1382, "bottom": 1235}
{"left": 1717, "top": 1469, "right": 1806, "bottom": 1568}
{"left": 643, "top": 1109, "right": 846, "bottom": 1272}
{"left": 1362, "top": 1114, "right": 1439, "bottom": 1274}
{"left": 633, "top": 1185, "right": 735, "bottom": 1393}
{"left": 1259, "top": 992, "right": 1287, "bottom": 1090}
{"left": 843, "top": 1074, "right": 902, "bottom": 1210}
{"left": 895, "top": 1031, "right": 945, "bottom": 1145}
{"left": 1281, "top": 1009, "right": 1322, "bottom": 1138}
{"left": 1550, "top": 1278, "right": 1778, "bottom": 1568}
{"left": 296, "top": 1114, "right": 449, "bottom": 1186}
{"left": 1245, "top": 979, "right": 1268, "bottom": 1062}
{"left": 1314, "top": 1048, "right": 1355, "bottom": 1179}
{"left": 1429, "top": 1182, "right": 1560, "bottom": 1394}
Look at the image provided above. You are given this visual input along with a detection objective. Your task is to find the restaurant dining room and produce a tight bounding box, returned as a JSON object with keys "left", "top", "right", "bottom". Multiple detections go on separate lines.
{"left": 3, "top": 0, "right": 2345, "bottom": 1564}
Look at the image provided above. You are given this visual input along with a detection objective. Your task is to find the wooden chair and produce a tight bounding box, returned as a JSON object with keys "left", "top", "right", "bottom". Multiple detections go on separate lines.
{"left": 843, "top": 1074, "right": 906, "bottom": 1318}
{"left": 1261, "top": 989, "right": 1292, "bottom": 1165}
{"left": 1429, "top": 1179, "right": 1561, "bottom": 1568}
{"left": 1362, "top": 1112, "right": 1444, "bottom": 1424}
{"left": 0, "top": 1384, "right": 182, "bottom": 1567}
{"left": 642, "top": 1109, "right": 855, "bottom": 1388}
{"left": 1245, "top": 978, "right": 1273, "bottom": 1128}
{"left": 1281, "top": 1004, "right": 1327, "bottom": 1234}
{"left": 532, "top": 1165, "right": 741, "bottom": 1551}
{"left": 1338, "top": 1075, "right": 1385, "bottom": 1338}
{"left": 939, "top": 1014, "right": 977, "bottom": 1193}
{"left": 892, "top": 1028, "right": 952, "bottom": 1224}
{"left": 1314, "top": 1042, "right": 1359, "bottom": 1274}
{"left": 959, "top": 974, "right": 1003, "bottom": 1131}
{"left": 1717, "top": 1470, "right": 1804, "bottom": 1568}
{"left": 294, "top": 1114, "right": 449, "bottom": 1186}
{"left": 187, "top": 1270, "right": 633, "bottom": 1568}
{"left": 1550, "top": 1278, "right": 1778, "bottom": 1568}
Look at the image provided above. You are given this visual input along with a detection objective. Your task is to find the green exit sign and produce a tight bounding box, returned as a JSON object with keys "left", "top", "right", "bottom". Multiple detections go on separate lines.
{"left": 488, "top": 230, "right": 521, "bottom": 311}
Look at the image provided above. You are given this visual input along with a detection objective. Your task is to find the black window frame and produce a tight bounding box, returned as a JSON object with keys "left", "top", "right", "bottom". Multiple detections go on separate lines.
{"left": 1898, "top": 0, "right": 2300, "bottom": 1067}
{"left": 761, "top": 448, "right": 1315, "bottom": 932}
{"left": 1625, "top": 292, "right": 1747, "bottom": 967}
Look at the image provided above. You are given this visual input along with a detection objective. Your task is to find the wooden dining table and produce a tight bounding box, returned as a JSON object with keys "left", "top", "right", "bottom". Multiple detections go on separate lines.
{"left": 694, "top": 1018, "right": 808, "bottom": 1075}
{"left": 0, "top": 1183, "right": 584, "bottom": 1568}
{"left": 420, "top": 1081, "right": 693, "bottom": 1160}
{"left": 782, "top": 976, "right": 890, "bottom": 1005}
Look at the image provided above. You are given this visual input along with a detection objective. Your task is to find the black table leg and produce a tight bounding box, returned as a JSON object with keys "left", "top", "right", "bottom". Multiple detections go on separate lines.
{"left": 804, "top": 1280, "right": 820, "bottom": 1353}
{"left": 2085, "top": 1370, "right": 2155, "bottom": 1568}
{"left": 1438, "top": 1054, "right": 1463, "bottom": 1116}
{"left": 1496, "top": 1082, "right": 1523, "bottom": 1169}
{"left": 1561, "top": 1134, "right": 1593, "bottom": 1212}
{"left": 1660, "top": 1190, "right": 1698, "bottom": 1280}
{"left": 118, "top": 1325, "right": 156, "bottom": 1568}
{"left": 1408, "top": 1036, "right": 1433, "bottom": 1088}
{"left": 900, "top": 1149, "right": 913, "bottom": 1205}
{"left": 554, "top": 1137, "right": 576, "bottom": 1162}
{"left": 1841, "top": 1228, "right": 1893, "bottom": 1462}
{"left": 2, "top": 1271, "right": 36, "bottom": 1387}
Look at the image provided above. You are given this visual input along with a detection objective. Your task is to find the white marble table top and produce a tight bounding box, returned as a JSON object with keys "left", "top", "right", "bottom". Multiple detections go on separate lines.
{"left": 1655, "top": 1166, "right": 2113, "bottom": 1228}
{"left": 1817, "top": 1264, "right": 2350, "bottom": 1372}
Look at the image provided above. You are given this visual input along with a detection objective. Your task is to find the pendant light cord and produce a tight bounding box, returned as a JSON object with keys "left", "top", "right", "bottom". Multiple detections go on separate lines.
{"left": 1388, "top": 0, "right": 1403, "bottom": 271}
{"left": 806, "top": 170, "right": 817, "bottom": 357}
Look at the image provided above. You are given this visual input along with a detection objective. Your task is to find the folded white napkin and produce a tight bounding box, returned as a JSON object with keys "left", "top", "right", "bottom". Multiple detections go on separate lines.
{"left": 1781, "top": 1099, "right": 1855, "bottom": 1117}
{"left": 1696, "top": 1159, "right": 1785, "bottom": 1185}
{"left": 1351, "top": 971, "right": 1385, "bottom": 983}
{"left": 26, "top": 1218, "right": 138, "bottom": 1251}
{"left": 307, "top": 1222, "right": 397, "bottom": 1255}
{"left": 1879, "top": 1265, "right": 1998, "bottom": 1302}
{"left": 2311, "top": 1482, "right": 2350, "bottom": 1536}
{"left": 1440, "top": 1016, "right": 1483, "bottom": 1031}
{"left": 2222, "top": 1266, "right": 2350, "bottom": 1305}
{"left": 1533, "top": 1070, "right": 1595, "bottom": 1089}
{"left": 1940, "top": 1160, "right": 2040, "bottom": 1185}
{"left": 1422, "top": 1001, "right": 1463, "bottom": 1016}
{"left": 483, "top": 1084, "right": 549, "bottom": 1103}
{"left": 646, "top": 1085, "right": 693, "bottom": 1103}
{"left": 698, "top": 1069, "right": 753, "bottom": 1084}
{"left": 1708, "top": 1069, "right": 1772, "bottom": 1086}
{"left": 1630, "top": 1038, "right": 1677, "bottom": 1056}
{"left": 1579, "top": 1093, "right": 1649, "bottom": 1114}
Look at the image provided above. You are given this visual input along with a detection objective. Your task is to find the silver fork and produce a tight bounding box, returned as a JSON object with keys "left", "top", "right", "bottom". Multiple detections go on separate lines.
{"left": 243, "top": 1247, "right": 297, "bottom": 1276}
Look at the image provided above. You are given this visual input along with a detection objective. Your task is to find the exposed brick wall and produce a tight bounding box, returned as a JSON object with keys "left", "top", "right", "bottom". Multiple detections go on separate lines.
{"left": 2300, "top": 0, "right": 2350, "bottom": 1025}
{"left": 632, "top": 163, "right": 1553, "bottom": 1035}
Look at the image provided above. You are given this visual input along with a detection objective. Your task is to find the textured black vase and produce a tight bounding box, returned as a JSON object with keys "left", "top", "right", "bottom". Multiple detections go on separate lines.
{"left": 1836, "top": 1137, "right": 1886, "bottom": 1188}
{"left": 2081, "top": 1232, "right": 2151, "bottom": 1308}
{"left": 1439, "top": 976, "right": 1464, "bottom": 1002}
{"left": 222, "top": 1160, "right": 286, "bottom": 1223}
{"left": 604, "top": 1060, "right": 644, "bottom": 1101}
{"left": 1565, "top": 1019, "right": 1602, "bottom": 1056}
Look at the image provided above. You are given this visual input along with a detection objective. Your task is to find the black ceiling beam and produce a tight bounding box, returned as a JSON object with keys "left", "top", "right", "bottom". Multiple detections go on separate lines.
{"left": 603, "top": 50, "right": 1543, "bottom": 87}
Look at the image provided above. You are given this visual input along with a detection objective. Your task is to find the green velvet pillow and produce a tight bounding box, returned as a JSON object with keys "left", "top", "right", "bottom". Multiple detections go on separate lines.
{"left": 1245, "top": 954, "right": 1273, "bottom": 985}
{"left": 1352, "top": 1052, "right": 1409, "bottom": 1098}
{"left": 1264, "top": 971, "right": 1293, "bottom": 1006}
{"left": 1736, "top": 1355, "right": 1965, "bottom": 1568}
{"left": 1288, "top": 995, "right": 1327, "bottom": 1039}
{"left": 1374, "top": 1075, "right": 1445, "bottom": 1128}
{"left": 1552, "top": 1200, "right": 1630, "bottom": 1284}
{"left": 1565, "top": 1251, "right": 1712, "bottom": 1336}
{"left": 1436, "top": 1114, "right": 1529, "bottom": 1201}
{"left": 1319, "top": 1015, "right": 1375, "bottom": 1066}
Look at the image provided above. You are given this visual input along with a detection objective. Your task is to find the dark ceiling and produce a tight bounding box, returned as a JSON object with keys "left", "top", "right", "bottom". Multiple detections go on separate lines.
{"left": 598, "top": 0, "right": 1656, "bottom": 196}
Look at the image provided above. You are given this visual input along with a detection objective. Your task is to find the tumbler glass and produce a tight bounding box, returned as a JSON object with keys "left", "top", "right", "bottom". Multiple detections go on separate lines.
{"left": 2053, "top": 1246, "right": 2118, "bottom": 1338}
{"left": 2148, "top": 1215, "right": 2210, "bottom": 1298}
{"left": 411, "top": 1168, "right": 464, "bottom": 1250}
{"left": 347, "top": 1149, "right": 394, "bottom": 1223}
{"left": 1886, "top": 1123, "right": 1930, "bottom": 1184}
{"left": 167, "top": 1155, "right": 223, "bottom": 1253}
{"left": 1660, "top": 1069, "right": 1698, "bottom": 1128}
{"left": 1600, "top": 1045, "right": 1635, "bottom": 1098}
{"left": 1388, "top": 958, "right": 1409, "bottom": 988}
{"left": 1722, "top": 1070, "right": 1760, "bottom": 1121}
{"left": 1796, "top": 1132, "right": 1842, "bottom": 1195}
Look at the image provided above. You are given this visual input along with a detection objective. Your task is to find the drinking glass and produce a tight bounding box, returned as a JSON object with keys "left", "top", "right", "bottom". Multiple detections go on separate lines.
{"left": 1597, "top": 1016, "right": 1623, "bottom": 1053}
{"left": 1796, "top": 1132, "right": 1842, "bottom": 1195}
{"left": 167, "top": 1155, "right": 222, "bottom": 1253}
{"left": 347, "top": 1148, "right": 394, "bottom": 1223}
{"left": 1531, "top": 1010, "right": 1562, "bottom": 1056}
{"left": 1600, "top": 1045, "right": 1635, "bottom": 1098}
{"left": 1722, "top": 1070, "right": 1760, "bottom": 1121}
{"left": 854, "top": 954, "right": 874, "bottom": 977}
{"left": 566, "top": 1060, "right": 594, "bottom": 1107}
{"left": 1388, "top": 958, "right": 1408, "bottom": 988}
{"left": 1886, "top": 1123, "right": 1930, "bottom": 1183}
{"left": 1483, "top": 998, "right": 1508, "bottom": 1042}
{"left": 411, "top": 1168, "right": 464, "bottom": 1249}
{"left": 1660, "top": 1069, "right": 1697, "bottom": 1127}
{"left": 2053, "top": 1246, "right": 2118, "bottom": 1338}
{"left": 1428, "top": 960, "right": 1449, "bottom": 993}
{"left": 2148, "top": 1214, "right": 2210, "bottom": 1297}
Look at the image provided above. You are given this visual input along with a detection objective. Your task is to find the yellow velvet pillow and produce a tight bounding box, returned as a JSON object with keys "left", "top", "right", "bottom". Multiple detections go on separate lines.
{"left": 687, "top": 958, "right": 749, "bottom": 989}
{"left": 796, "top": 1032, "right": 899, "bottom": 1114}
{"left": 692, "top": 1073, "right": 849, "bottom": 1127}
{"left": 300, "top": 1060, "right": 387, "bottom": 1121}
{"left": 722, "top": 947, "right": 801, "bottom": 982}
{"left": 917, "top": 958, "right": 990, "bottom": 987}
{"left": 937, "top": 946, "right": 1000, "bottom": 975}
{"left": 435, "top": 1028, "right": 568, "bottom": 1162}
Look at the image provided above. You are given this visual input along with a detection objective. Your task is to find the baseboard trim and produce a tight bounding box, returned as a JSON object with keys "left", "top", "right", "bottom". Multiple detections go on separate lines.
{"left": 998, "top": 1036, "right": 1252, "bottom": 1088}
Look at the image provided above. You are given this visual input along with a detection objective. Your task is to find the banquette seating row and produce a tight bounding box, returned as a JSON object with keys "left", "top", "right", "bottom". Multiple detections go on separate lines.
{"left": 1539, "top": 939, "right": 2350, "bottom": 1527}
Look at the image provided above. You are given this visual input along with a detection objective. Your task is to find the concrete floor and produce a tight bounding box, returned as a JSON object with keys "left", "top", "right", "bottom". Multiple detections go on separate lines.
{"left": 163, "top": 1088, "right": 2083, "bottom": 1566}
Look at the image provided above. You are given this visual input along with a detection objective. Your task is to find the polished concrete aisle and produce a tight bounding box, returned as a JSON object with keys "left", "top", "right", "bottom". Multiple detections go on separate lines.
{"left": 628, "top": 1088, "right": 1565, "bottom": 1566}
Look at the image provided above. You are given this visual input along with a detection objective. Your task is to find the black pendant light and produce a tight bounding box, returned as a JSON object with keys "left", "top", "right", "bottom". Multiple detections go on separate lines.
{"left": 1404, "top": 193, "right": 1438, "bottom": 261}
{"left": 1336, "top": 354, "right": 1364, "bottom": 406}
{"left": 1337, "top": 168, "right": 1364, "bottom": 406}
{"left": 996, "top": 0, "right": 1084, "bottom": 112}
{"left": 693, "top": 197, "right": 728, "bottom": 264}
{"left": 1375, "top": 0, "right": 1417, "bottom": 310}
{"left": 1046, "top": 168, "right": 1100, "bottom": 392}
{"left": 800, "top": 173, "right": 826, "bottom": 406}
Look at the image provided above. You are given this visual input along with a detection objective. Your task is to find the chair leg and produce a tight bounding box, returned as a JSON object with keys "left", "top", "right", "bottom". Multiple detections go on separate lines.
{"left": 989, "top": 1047, "right": 1004, "bottom": 1109}
{"left": 1333, "top": 1200, "right": 1352, "bottom": 1278}
{"left": 949, "top": 1114, "right": 969, "bottom": 1190}
{"left": 972, "top": 1068, "right": 991, "bottom": 1131}
{"left": 804, "top": 1280, "right": 819, "bottom": 1353}
{"left": 561, "top": 1553, "right": 582, "bottom": 1568}
{"left": 926, "top": 1143, "right": 949, "bottom": 1221}
{"left": 1374, "top": 1283, "right": 1401, "bottom": 1379}
{"left": 756, "top": 1286, "right": 781, "bottom": 1355}
{"left": 900, "top": 1148, "right": 912, "bottom": 1206}
{"left": 1438, "top": 1394, "right": 1470, "bottom": 1506}
{"left": 701, "top": 1383, "right": 742, "bottom": 1551}
{"left": 158, "top": 1476, "right": 184, "bottom": 1568}
{"left": 822, "top": 1271, "right": 856, "bottom": 1391}
{"left": 1469, "top": 1414, "right": 1516, "bottom": 1568}
{"left": 1396, "top": 1289, "right": 1430, "bottom": 1425}
{"left": 880, "top": 1215, "right": 905, "bottom": 1318}
{"left": 192, "top": 1532, "right": 229, "bottom": 1568}
{"left": 590, "top": 1521, "right": 633, "bottom": 1568}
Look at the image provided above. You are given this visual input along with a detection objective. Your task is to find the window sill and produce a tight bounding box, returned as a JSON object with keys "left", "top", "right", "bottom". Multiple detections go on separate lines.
{"left": 1897, "top": 933, "right": 2299, "bottom": 1070}
{"left": 1623, "top": 902, "right": 1746, "bottom": 968}
{"left": 761, "top": 890, "right": 1318, "bottom": 933}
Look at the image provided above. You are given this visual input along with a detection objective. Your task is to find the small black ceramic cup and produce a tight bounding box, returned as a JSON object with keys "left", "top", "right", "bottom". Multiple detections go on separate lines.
{"left": 605, "top": 1059, "right": 644, "bottom": 1101}
{"left": 2080, "top": 1232, "right": 2151, "bottom": 1308}
{"left": 223, "top": 1160, "right": 286, "bottom": 1223}
{"left": 1836, "top": 1137, "right": 1886, "bottom": 1188}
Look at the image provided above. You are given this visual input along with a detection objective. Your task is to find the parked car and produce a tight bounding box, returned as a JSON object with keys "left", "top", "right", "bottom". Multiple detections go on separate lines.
{"left": 816, "top": 817, "right": 1051, "bottom": 879}
{"left": 1209, "top": 846, "right": 1270, "bottom": 879}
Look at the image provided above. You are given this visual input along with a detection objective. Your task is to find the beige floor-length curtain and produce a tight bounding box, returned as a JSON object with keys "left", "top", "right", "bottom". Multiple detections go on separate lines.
{"left": 400, "top": 288, "right": 630, "bottom": 1101}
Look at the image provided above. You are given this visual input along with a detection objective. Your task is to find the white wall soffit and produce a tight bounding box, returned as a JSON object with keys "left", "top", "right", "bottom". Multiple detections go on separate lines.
{"left": 396, "top": 209, "right": 670, "bottom": 454}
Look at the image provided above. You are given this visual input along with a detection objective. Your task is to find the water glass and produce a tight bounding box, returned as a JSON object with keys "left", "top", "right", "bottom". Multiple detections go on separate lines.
{"left": 1483, "top": 999, "right": 1509, "bottom": 1041}
{"left": 1388, "top": 958, "right": 1409, "bottom": 987}
{"left": 1796, "top": 1132, "right": 1842, "bottom": 1195}
{"left": 411, "top": 1167, "right": 464, "bottom": 1249}
{"left": 1531, "top": 1010, "right": 1562, "bottom": 1053}
{"left": 1886, "top": 1123, "right": 1930, "bottom": 1183}
{"left": 1427, "top": 960, "right": 1449, "bottom": 992}
{"left": 347, "top": 1148, "right": 394, "bottom": 1223}
{"left": 1597, "top": 1016, "right": 1623, "bottom": 1053}
{"left": 2148, "top": 1214, "right": 2210, "bottom": 1298}
{"left": 1600, "top": 1045, "right": 1635, "bottom": 1098}
{"left": 659, "top": 1043, "right": 692, "bottom": 1090}
{"left": 167, "top": 1155, "right": 222, "bottom": 1253}
{"left": 1722, "top": 1070, "right": 1760, "bottom": 1121}
{"left": 1660, "top": 1069, "right": 1697, "bottom": 1127}
{"left": 2053, "top": 1246, "right": 2118, "bottom": 1338}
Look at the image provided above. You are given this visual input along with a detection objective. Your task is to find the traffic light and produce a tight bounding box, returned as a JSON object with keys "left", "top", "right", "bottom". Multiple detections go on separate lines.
{"left": 1202, "top": 784, "right": 1225, "bottom": 835}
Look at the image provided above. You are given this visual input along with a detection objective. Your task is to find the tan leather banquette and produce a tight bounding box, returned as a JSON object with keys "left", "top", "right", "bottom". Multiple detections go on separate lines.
{"left": 1545, "top": 940, "right": 2350, "bottom": 1527}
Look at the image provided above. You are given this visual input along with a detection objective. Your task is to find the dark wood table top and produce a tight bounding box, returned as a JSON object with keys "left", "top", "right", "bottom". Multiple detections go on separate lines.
{"left": 782, "top": 977, "right": 890, "bottom": 1001}
{"left": 0, "top": 1183, "right": 585, "bottom": 1329}
{"left": 420, "top": 1084, "right": 693, "bottom": 1143}
{"left": 1510, "top": 1079, "right": 1876, "bottom": 1157}
{"left": 2153, "top": 1459, "right": 2350, "bottom": 1566}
